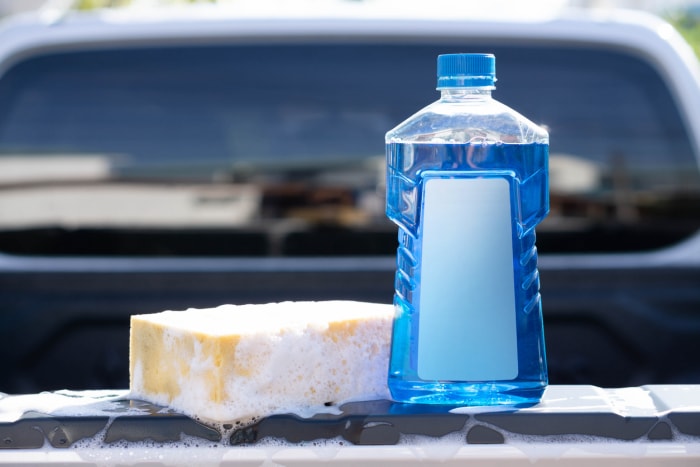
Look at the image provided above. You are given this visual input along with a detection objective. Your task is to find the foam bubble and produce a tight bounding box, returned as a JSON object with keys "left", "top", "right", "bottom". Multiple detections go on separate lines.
{"left": 0, "top": 390, "right": 130, "bottom": 423}
{"left": 21, "top": 397, "right": 698, "bottom": 465}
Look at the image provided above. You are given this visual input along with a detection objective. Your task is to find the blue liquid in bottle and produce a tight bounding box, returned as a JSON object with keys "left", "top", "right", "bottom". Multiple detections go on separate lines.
{"left": 385, "top": 54, "right": 549, "bottom": 406}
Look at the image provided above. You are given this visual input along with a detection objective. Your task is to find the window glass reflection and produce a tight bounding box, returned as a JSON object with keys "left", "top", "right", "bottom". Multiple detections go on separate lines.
{"left": 0, "top": 43, "right": 697, "bottom": 255}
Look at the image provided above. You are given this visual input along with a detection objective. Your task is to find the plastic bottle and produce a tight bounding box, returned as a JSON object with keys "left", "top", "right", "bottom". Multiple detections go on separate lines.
{"left": 385, "top": 53, "right": 549, "bottom": 406}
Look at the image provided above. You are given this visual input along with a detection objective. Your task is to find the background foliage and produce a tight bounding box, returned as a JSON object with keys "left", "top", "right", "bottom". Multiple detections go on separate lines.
{"left": 666, "top": 9, "right": 700, "bottom": 58}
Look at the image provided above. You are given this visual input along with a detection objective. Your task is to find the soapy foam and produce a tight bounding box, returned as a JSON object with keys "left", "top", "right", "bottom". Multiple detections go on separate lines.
{"left": 20, "top": 436, "right": 700, "bottom": 467}
{"left": 65, "top": 410, "right": 700, "bottom": 449}
{"left": 141, "top": 301, "right": 390, "bottom": 336}
{"left": 0, "top": 390, "right": 130, "bottom": 423}
{"left": 73, "top": 435, "right": 228, "bottom": 467}
{"left": 4, "top": 390, "right": 699, "bottom": 466}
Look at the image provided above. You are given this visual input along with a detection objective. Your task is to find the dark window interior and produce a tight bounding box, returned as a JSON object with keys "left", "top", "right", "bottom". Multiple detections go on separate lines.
{"left": 0, "top": 42, "right": 698, "bottom": 256}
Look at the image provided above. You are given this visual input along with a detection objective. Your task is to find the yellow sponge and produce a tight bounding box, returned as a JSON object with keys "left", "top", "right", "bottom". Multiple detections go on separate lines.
{"left": 129, "top": 301, "right": 393, "bottom": 422}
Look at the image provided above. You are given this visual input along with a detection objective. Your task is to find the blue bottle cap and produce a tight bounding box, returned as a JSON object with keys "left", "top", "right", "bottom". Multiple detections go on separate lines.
{"left": 437, "top": 53, "right": 496, "bottom": 89}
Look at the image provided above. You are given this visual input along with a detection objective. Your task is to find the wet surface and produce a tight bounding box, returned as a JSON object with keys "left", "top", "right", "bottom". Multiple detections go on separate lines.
{"left": 1, "top": 386, "right": 699, "bottom": 449}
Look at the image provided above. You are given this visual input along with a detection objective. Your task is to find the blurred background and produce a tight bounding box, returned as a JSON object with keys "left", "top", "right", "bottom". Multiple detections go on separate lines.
{"left": 0, "top": 0, "right": 698, "bottom": 68}
{"left": 0, "top": 0, "right": 699, "bottom": 393}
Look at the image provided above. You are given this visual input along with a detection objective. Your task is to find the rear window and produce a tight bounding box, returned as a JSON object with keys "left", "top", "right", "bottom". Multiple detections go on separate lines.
{"left": 0, "top": 42, "right": 698, "bottom": 256}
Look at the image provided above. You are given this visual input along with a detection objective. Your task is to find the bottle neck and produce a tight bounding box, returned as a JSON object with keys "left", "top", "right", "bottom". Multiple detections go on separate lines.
{"left": 439, "top": 87, "right": 493, "bottom": 101}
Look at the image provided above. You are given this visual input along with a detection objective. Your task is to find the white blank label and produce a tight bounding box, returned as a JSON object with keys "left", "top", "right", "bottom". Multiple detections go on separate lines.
{"left": 418, "top": 177, "right": 518, "bottom": 381}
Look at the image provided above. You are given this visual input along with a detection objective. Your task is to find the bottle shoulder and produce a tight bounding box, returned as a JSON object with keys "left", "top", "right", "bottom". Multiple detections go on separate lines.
{"left": 386, "top": 97, "right": 548, "bottom": 145}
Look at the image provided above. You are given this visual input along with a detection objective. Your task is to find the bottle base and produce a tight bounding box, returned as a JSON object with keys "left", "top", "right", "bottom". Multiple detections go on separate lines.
{"left": 388, "top": 379, "right": 546, "bottom": 407}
